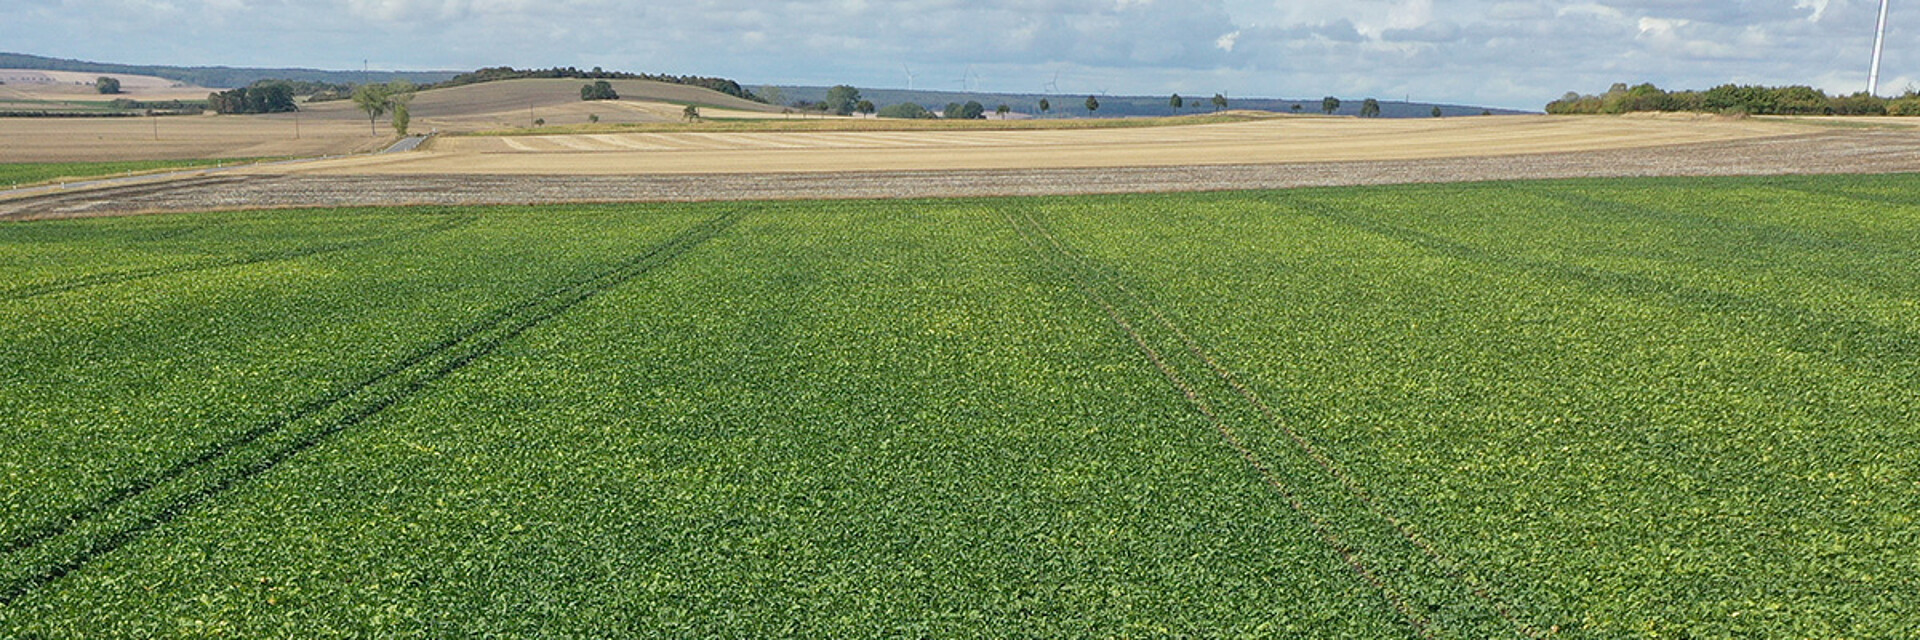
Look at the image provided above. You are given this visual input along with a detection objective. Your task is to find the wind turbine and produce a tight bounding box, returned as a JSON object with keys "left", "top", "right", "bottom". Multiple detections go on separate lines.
{"left": 903, "top": 64, "right": 916, "bottom": 91}
{"left": 1043, "top": 71, "right": 1060, "bottom": 95}
{"left": 1869, "top": 0, "right": 1892, "bottom": 95}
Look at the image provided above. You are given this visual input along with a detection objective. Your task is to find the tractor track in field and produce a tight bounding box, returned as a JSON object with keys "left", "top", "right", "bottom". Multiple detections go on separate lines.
{"left": 0, "top": 214, "right": 477, "bottom": 302}
{"left": 1282, "top": 193, "right": 1920, "bottom": 373}
{"left": 2, "top": 130, "right": 1918, "bottom": 220}
{"left": 0, "top": 209, "right": 743, "bottom": 605}
{"left": 1003, "top": 205, "right": 1544, "bottom": 639}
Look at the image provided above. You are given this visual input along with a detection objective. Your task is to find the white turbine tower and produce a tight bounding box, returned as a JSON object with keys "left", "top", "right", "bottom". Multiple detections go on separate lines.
{"left": 1869, "top": 0, "right": 1892, "bottom": 95}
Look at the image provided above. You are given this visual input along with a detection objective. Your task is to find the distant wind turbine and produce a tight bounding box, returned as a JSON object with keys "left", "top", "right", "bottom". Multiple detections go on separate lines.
{"left": 903, "top": 64, "right": 916, "bottom": 91}
{"left": 1869, "top": 0, "right": 1891, "bottom": 95}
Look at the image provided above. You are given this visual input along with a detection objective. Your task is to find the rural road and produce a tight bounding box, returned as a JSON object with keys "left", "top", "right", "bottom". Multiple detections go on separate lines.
{"left": 4, "top": 130, "right": 1919, "bottom": 220}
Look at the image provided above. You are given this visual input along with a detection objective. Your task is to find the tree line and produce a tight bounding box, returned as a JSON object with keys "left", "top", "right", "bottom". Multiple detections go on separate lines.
{"left": 1548, "top": 82, "right": 1920, "bottom": 116}
{"left": 207, "top": 81, "right": 297, "bottom": 114}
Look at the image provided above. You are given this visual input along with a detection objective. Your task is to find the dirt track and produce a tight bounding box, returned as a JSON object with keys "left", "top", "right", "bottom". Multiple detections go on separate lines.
{"left": 6, "top": 129, "right": 1919, "bottom": 220}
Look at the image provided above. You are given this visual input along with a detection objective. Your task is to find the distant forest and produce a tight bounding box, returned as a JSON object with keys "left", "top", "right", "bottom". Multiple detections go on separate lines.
{"left": 1548, "top": 82, "right": 1920, "bottom": 116}
{"left": 0, "top": 52, "right": 455, "bottom": 88}
{"left": 2, "top": 53, "right": 766, "bottom": 106}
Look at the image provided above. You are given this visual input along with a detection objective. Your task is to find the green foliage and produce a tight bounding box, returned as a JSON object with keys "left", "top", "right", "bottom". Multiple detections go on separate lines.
{"left": 1170, "top": 93, "right": 1183, "bottom": 109}
{"left": 348, "top": 81, "right": 413, "bottom": 135}
{"left": 874, "top": 102, "right": 933, "bottom": 119}
{"left": 580, "top": 80, "right": 619, "bottom": 101}
{"left": 856, "top": 100, "right": 876, "bottom": 115}
{"left": 5, "top": 176, "right": 1920, "bottom": 636}
{"left": 208, "top": 81, "right": 297, "bottom": 115}
{"left": 824, "top": 85, "right": 862, "bottom": 116}
{"left": 391, "top": 102, "right": 410, "bottom": 136}
{"left": 1085, "top": 95, "right": 1099, "bottom": 114}
{"left": 0, "top": 159, "right": 267, "bottom": 187}
{"left": 1432, "top": 106, "right": 1444, "bottom": 117}
{"left": 943, "top": 100, "right": 984, "bottom": 120}
{"left": 1211, "top": 93, "right": 1228, "bottom": 111}
{"left": 1321, "top": 96, "right": 1340, "bottom": 114}
{"left": 1359, "top": 97, "right": 1381, "bottom": 117}
{"left": 995, "top": 104, "right": 1010, "bottom": 116}
{"left": 1548, "top": 82, "right": 1920, "bottom": 116}
{"left": 93, "top": 76, "right": 120, "bottom": 94}
{"left": 682, "top": 104, "right": 700, "bottom": 122}
{"left": 757, "top": 85, "right": 785, "bottom": 109}
{"left": 351, "top": 84, "right": 390, "bottom": 133}
{"left": 1038, "top": 98, "right": 1050, "bottom": 114}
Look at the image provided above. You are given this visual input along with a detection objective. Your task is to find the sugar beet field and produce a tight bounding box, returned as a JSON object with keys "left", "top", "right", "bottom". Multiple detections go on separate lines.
{"left": 2, "top": 175, "right": 1918, "bottom": 637}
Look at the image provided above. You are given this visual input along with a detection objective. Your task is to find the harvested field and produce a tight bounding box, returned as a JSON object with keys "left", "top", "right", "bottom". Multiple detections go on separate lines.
{"left": 0, "top": 78, "right": 784, "bottom": 163}
{"left": 289, "top": 114, "right": 1816, "bottom": 175}
{"left": 6, "top": 129, "right": 1920, "bottom": 220}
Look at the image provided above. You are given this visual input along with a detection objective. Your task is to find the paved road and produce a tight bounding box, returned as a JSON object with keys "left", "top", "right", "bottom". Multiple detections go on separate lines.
{"left": 4, "top": 130, "right": 1918, "bottom": 221}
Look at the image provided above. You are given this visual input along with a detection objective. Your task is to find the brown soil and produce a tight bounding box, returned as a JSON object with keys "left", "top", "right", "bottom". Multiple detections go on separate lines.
{"left": 6, "top": 130, "right": 1917, "bottom": 221}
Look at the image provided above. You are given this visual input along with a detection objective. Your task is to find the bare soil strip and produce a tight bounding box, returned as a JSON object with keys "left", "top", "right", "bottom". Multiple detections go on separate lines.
{"left": 5, "top": 131, "right": 1917, "bottom": 221}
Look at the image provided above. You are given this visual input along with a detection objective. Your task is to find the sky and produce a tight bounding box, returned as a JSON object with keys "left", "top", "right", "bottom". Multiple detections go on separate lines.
{"left": 3, "top": 0, "right": 1912, "bottom": 110}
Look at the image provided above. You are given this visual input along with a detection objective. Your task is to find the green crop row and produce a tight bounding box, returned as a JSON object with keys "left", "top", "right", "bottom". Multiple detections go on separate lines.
{"left": 2, "top": 175, "right": 1917, "bottom": 637}
{"left": 0, "top": 159, "right": 275, "bottom": 190}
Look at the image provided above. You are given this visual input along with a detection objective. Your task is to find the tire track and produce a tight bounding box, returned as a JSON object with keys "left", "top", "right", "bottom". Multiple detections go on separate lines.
{"left": 1282, "top": 193, "right": 1920, "bottom": 371}
{"left": 1000, "top": 205, "right": 1442, "bottom": 638}
{"left": 1010, "top": 204, "right": 1544, "bottom": 639}
{"left": 0, "top": 214, "right": 478, "bottom": 302}
{"left": 0, "top": 209, "right": 743, "bottom": 604}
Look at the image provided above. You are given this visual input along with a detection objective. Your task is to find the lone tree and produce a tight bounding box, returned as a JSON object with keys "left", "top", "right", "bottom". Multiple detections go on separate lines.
{"left": 392, "top": 102, "right": 411, "bottom": 135}
{"left": 1085, "top": 95, "right": 1100, "bottom": 115}
{"left": 1038, "top": 98, "right": 1051, "bottom": 115}
{"left": 1360, "top": 98, "right": 1382, "bottom": 117}
{"left": 856, "top": 99, "right": 876, "bottom": 115}
{"left": 825, "top": 85, "right": 862, "bottom": 116}
{"left": 1321, "top": 96, "right": 1341, "bottom": 114}
{"left": 1291, "top": 104, "right": 1303, "bottom": 113}
{"left": 351, "top": 84, "right": 391, "bottom": 135}
{"left": 95, "top": 76, "right": 121, "bottom": 94}
{"left": 996, "top": 104, "right": 1011, "bottom": 117}
{"left": 1431, "top": 106, "right": 1444, "bottom": 117}
{"left": 1212, "top": 93, "right": 1228, "bottom": 111}
{"left": 1170, "top": 93, "right": 1184, "bottom": 109}
{"left": 683, "top": 105, "right": 701, "bottom": 122}
{"left": 351, "top": 81, "right": 415, "bottom": 135}
{"left": 581, "top": 80, "right": 619, "bottom": 100}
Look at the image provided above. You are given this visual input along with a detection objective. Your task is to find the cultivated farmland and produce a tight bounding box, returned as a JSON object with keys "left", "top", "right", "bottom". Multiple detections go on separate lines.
{"left": 2, "top": 175, "right": 1917, "bottom": 637}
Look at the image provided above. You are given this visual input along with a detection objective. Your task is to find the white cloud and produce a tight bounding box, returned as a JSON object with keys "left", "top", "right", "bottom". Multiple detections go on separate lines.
{"left": 1795, "top": 0, "right": 1830, "bottom": 22}
{"left": 1216, "top": 30, "right": 1240, "bottom": 52}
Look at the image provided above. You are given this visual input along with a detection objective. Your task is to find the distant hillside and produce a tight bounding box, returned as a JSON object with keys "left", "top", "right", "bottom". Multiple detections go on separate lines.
{"left": 0, "top": 52, "right": 457, "bottom": 89}
{"left": 772, "top": 86, "right": 1534, "bottom": 119}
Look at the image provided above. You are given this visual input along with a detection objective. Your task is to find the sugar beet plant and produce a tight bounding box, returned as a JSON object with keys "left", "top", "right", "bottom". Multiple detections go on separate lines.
{"left": 2, "top": 175, "right": 1918, "bottom": 637}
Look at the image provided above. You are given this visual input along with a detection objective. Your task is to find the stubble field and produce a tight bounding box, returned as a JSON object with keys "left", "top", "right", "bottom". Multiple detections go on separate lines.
{"left": 3, "top": 175, "right": 1918, "bottom": 637}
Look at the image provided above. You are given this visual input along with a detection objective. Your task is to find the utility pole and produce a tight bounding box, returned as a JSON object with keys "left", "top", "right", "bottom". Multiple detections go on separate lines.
{"left": 1869, "top": 0, "right": 1892, "bottom": 96}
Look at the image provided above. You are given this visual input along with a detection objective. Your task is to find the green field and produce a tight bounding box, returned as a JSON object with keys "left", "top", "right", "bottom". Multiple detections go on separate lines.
{"left": 1, "top": 159, "right": 271, "bottom": 190}
{"left": 2, "top": 176, "right": 1917, "bottom": 637}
